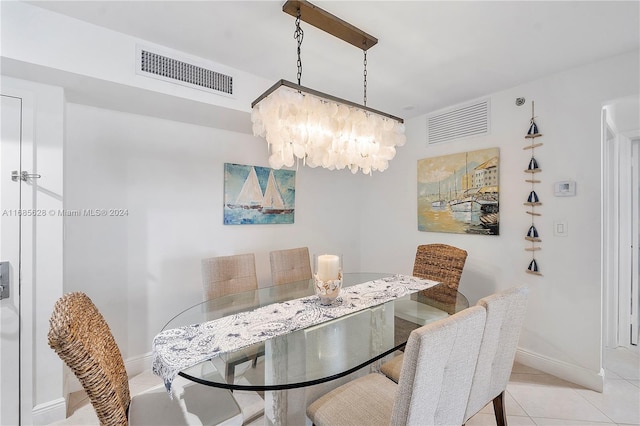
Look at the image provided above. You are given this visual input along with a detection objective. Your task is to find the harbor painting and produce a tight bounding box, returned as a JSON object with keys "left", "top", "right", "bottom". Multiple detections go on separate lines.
{"left": 224, "top": 163, "right": 295, "bottom": 225}
{"left": 418, "top": 148, "right": 499, "bottom": 235}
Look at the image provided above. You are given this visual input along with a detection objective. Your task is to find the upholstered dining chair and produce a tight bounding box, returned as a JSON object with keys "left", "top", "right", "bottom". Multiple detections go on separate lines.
{"left": 48, "top": 292, "right": 242, "bottom": 426}
{"left": 412, "top": 243, "right": 468, "bottom": 315}
{"left": 463, "top": 285, "right": 530, "bottom": 426}
{"left": 306, "top": 305, "right": 486, "bottom": 426}
{"left": 201, "top": 253, "right": 263, "bottom": 385}
{"left": 201, "top": 253, "right": 258, "bottom": 300}
{"left": 269, "top": 246, "right": 312, "bottom": 286}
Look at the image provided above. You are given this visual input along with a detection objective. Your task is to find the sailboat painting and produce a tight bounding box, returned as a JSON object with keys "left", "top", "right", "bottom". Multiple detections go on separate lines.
{"left": 418, "top": 147, "right": 500, "bottom": 235}
{"left": 224, "top": 163, "right": 295, "bottom": 225}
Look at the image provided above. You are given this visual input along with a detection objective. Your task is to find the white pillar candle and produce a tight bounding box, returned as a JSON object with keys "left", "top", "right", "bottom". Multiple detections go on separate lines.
{"left": 317, "top": 254, "right": 340, "bottom": 281}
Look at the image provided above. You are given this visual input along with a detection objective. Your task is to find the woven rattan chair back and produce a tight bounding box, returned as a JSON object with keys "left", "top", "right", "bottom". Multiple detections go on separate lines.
{"left": 412, "top": 244, "right": 468, "bottom": 290}
{"left": 48, "top": 292, "right": 131, "bottom": 426}
{"left": 201, "top": 253, "right": 258, "bottom": 300}
{"left": 269, "top": 247, "right": 312, "bottom": 286}
{"left": 412, "top": 244, "right": 468, "bottom": 315}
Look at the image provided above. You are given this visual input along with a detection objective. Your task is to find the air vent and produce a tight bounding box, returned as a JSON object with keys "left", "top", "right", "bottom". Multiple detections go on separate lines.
{"left": 138, "top": 48, "right": 233, "bottom": 95}
{"left": 427, "top": 99, "right": 490, "bottom": 144}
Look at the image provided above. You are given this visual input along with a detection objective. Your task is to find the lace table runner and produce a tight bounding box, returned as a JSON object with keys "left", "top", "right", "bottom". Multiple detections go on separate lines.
{"left": 152, "top": 274, "right": 438, "bottom": 392}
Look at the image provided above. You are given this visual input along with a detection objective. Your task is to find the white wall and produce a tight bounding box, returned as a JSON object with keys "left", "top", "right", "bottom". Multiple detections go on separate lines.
{"left": 359, "top": 50, "right": 640, "bottom": 391}
{"left": 64, "top": 103, "right": 366, "bottom": 360}
{"left": 1, "top": 1, "right": 269, "bottom": 115}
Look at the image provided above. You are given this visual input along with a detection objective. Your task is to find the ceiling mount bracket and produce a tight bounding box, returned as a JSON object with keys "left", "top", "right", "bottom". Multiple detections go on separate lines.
{"left": 282, "top": 0, "right": 378, "bottom": 50}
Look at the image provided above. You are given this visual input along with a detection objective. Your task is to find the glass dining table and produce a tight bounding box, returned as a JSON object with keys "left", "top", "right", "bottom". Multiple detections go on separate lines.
{"left": 159, "top": 272, "right": 469, "bottom": 425}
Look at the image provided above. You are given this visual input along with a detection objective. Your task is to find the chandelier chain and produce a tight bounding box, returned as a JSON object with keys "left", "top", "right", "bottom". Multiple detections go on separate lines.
{"left": 363, "top": 49, "right": 368, "bottom": 106}
{"left": 294, "top": 9, "right": 304, "bottom": 85}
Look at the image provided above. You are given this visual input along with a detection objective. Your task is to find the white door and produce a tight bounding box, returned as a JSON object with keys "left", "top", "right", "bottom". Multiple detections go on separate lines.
{"left": 1, "top": 94, "right": 24, "bottom": 425}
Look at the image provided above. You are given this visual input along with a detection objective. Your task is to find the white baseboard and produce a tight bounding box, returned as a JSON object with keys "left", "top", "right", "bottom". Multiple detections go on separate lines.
{"left": 515, "top": 348, "right": 604, "bottom": 392}
{"left": 66, "top": 351, "right": 154, "bottom": 394}
{"left": 125, "top": 351, "right": 155, "bottom": 378}
{"left": 32, "top": 397, "right": 66, "bottom": 426}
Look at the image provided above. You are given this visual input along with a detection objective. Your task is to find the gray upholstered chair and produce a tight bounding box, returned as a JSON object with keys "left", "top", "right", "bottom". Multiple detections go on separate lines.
{"left": 306, "top": 305, "right": 486, "bottom": 426}
{"left": 48, "top": 292, "right": 242, "bottom": 426}
{"left": 201, "top": 253, "right": 258, "bottom": 300}
{"left": 269, "top": 246, "right": 312, "bottom": 286}
{"left": 201, "top": 253, "right": 262, "bottom": 384}
{"left": 463, "top": 285, "right": 530, "bottom": 426}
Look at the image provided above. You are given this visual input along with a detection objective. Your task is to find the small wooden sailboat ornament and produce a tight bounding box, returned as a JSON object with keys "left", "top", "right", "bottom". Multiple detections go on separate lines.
{"left": 526, "top": 258, "right": 542, "bottom": 275}
{"left": 525, "top": 101, "right": 542, "bottom": 139}
{"left": 524, "top": 156, "right": 541, "bottom": 173}
{"left": 525, "top": 224, "right": 541, "bottom": 242}
{"left": 527, "top": 190, "right": 540, "bottom": 203}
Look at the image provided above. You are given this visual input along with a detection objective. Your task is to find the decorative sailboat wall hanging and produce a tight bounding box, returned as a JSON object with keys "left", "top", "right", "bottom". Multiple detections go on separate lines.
{"left": 523, "top": 101, "right": 543, "bottom": 275}
{"left": 223, "top": 163, "right": 296, "bottom": 225}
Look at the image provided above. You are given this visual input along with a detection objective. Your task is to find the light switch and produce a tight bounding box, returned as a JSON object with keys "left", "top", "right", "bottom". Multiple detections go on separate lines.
{"left": 554, "top": 220, "right": 568, "bottom": 237}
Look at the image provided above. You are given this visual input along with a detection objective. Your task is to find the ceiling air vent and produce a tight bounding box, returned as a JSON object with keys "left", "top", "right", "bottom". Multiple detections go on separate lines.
{"left": 427, "top": 99, "right": 490, "bottom": 144}
{"left": 137, "top": 48, "right": 233, "bottom": 96}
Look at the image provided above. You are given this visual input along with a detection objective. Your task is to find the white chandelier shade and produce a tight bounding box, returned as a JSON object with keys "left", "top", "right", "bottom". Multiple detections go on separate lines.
{"left": 251, "top": 80, "right": 406, "bottom": 175}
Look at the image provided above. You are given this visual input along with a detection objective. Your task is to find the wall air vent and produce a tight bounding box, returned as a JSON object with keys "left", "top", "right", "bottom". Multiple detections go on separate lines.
{"left": 427, "top": 99, "right": 490, "bottom": 144}
{"left": 137, "top": 48, "right": 233, "bottom": 96}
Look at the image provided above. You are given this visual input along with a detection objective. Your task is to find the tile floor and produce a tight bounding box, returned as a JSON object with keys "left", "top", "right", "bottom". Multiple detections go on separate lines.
{"left": 465, "top": 347, "right": 639, "bottom": 426}
{"left": 55, "top": 346, "right": 639, "bottom": 425}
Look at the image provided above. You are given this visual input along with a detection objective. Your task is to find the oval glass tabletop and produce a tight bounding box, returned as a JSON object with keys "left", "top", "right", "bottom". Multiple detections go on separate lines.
{"left": 161, "top": 273, "right": 468, "bottom": 391}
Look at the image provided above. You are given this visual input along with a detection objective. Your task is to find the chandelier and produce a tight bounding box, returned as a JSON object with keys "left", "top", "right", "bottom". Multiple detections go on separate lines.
{"left": 251, "top": 0, "right": 406, "bottom": 175}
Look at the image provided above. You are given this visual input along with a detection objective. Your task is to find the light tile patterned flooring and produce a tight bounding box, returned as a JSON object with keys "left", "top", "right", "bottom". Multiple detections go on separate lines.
{"left": 56, "top": 347, "right": 639, "bottom": 425}
{"left": 465, "top": 347, "right": 639, "bottom": 426}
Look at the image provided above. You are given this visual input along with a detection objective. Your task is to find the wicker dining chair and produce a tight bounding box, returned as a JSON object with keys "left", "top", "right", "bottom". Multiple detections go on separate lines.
{"left": 269, "top": 247, "right": 312, "bottom": 286}
{"left": 412, "top": 243, "right": 468, "bottom": 315}
{"left": 380, "top": 244, "right": 468, "bottom": 383}
{"left": 307, "top": 306, "right": 486, "bottom": 426}
{"left": 48, "top": 292, "right": 242, "bottom": 426}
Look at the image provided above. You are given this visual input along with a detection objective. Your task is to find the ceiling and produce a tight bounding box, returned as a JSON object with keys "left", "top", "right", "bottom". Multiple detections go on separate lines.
{"left": 25, "top": 1, "right": 640, "bottom": 120}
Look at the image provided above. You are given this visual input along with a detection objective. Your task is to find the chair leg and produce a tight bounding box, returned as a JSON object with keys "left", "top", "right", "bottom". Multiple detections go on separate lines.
{"left": 492, "top": 391, "right": 507, "bottom": 426}
{"left": 226, "top": 363, "right": 234, "bottom": 386}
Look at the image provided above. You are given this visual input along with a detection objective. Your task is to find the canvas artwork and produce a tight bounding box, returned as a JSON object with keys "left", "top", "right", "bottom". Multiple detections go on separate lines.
{"left": 417, "top": 148, "right": 499, "bottom": 235}
{"left": 224, "top": 163, "right": 296, "bottom": 225}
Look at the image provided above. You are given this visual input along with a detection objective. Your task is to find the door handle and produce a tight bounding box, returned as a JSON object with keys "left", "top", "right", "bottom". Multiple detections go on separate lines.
{"left": 0, "top": 261, "right": 9, "bottom": 300}
{"left": 11, "top": 170, "right": 41, "bottom": 182}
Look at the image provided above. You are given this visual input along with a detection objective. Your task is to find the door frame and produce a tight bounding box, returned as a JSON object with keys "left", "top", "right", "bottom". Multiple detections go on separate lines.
{"left": 617, "top": 131, "right": 633, "bottom": 347}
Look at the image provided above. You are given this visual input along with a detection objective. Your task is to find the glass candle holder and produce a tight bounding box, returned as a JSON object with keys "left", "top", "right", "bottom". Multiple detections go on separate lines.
{"left": 313, "top": 254, "right": 343, "bottom": 305}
